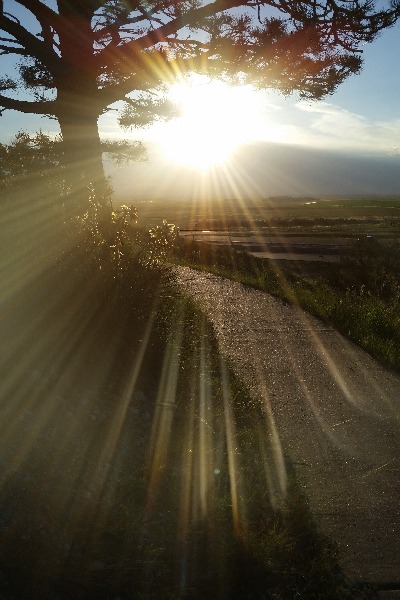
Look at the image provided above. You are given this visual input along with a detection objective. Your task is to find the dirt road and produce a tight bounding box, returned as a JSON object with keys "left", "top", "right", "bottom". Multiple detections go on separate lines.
{"left": 173, "top": 266, "right": 400, "bottom": 586}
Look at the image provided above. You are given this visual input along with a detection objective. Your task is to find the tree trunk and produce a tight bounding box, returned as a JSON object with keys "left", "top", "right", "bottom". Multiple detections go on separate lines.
{"left": 56, "top": 4, "right": 112, "bottom": 221}
{"left": 58, "top": 106, "right": 111, "bottom": 220}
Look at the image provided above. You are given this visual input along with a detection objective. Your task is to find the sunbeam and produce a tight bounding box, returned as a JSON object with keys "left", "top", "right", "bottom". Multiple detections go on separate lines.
{"left": 146, "top": 304, "right": 184, "bottom": 517}
{"left": 220, "top": 358, "right": 242, "bottom": 536}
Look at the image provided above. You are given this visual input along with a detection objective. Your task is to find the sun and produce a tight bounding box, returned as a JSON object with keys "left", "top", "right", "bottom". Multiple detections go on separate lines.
{"left": 154, "top": 75, "right": 264, "bottom": 169}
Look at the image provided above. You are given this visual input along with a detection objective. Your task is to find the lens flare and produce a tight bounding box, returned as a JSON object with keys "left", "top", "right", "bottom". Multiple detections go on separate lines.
{"left": 156, "top": 75, "right": 266, "bottom": 169}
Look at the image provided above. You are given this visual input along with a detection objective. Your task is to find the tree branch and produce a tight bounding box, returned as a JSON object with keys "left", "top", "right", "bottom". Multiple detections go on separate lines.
{"left": 0, "top": 10, "right": 59, "bottom": 71}
{"left": 98, "top": 49, "right": 215, "bottom": 109}
{"left": 97, "top": 0, "right": 245, "bottom": 68}
{"left": 98, "top": 71, "right": 157, "bottom": 108}
{"left": 14, "top": 0, "right": 62, "bottom": 29}
{"left": 0, "top": 45, "right": 29, "bottom": 56}
{"left": 0, "top": 93, "right": 56, "bottom": 115}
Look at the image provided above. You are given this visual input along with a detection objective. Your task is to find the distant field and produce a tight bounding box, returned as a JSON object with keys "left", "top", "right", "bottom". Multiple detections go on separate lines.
{"left": 115, "top": 196, "right": 400, "bottom": 236}
{"left": 171, "top": 200, "right": 400, "bottom": 371}
{"left": 179, "top": 232, "right": 355, "bottom": 262}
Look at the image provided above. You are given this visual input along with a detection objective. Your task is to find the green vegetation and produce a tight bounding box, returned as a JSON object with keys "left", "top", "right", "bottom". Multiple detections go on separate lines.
{"left": 173, "top": 236, "right": 400, "bottom": 372}
{"left": 115, "top": 195, "right": 400, "bottom": 233}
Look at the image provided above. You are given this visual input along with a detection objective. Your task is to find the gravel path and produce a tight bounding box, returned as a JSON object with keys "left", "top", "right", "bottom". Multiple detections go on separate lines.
{"left": 173, "top": 266, "right": 400, "bottom": 585}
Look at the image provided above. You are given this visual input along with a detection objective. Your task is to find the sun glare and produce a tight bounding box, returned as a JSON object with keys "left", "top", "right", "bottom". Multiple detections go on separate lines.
{"left": 155, "top": 76, "right": 265, "bottom": 169}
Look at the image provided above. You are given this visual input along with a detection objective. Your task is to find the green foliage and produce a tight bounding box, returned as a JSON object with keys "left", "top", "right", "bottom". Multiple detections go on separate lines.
{"left": 118, "top": 91, "right": 180, "bottom": 129}
{"left": 340, "top": 237, "right": 400, "bottom": 300}
{"left": 0, "top": 132, "right": 146, "bottom": 193}
{"left": 67, "top": 191, "right": 179, "bottom": 303}
{"left": 18, "top": 57, "right": 55, "bottom": 91}
{"left": 100, "top": 138, "right": 147, "bottom": 163}
{"left": 2, "top": 0, "right": 399, "bottom": 120}
{"left": 148, "top": 219, "right": 180, "bottom": 264}
{"left": 0, "top": 76, "right": 17, "bottom": 92}
{"left": 0, "top": 130, "right": 64, "bottom": 194}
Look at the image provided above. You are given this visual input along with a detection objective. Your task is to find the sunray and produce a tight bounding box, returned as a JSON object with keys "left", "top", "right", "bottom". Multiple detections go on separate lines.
{"left": 220, "top": 357, "right": 242, "bottom": 535}
{"left": 145, "top": 303, "right": 185, "bottom": 518}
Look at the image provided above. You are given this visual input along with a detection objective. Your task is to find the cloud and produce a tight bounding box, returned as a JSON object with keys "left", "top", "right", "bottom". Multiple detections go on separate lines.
{"left": 97, "top": 88, "right": 400, "bottom": 158}
{"left": 295, "top": 101, "right": 400, "bottom": 154}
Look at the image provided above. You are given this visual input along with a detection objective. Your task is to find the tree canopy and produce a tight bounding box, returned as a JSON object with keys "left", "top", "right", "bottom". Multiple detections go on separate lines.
{"left": 1, "top": 0, "right": 399, "bottom": 214}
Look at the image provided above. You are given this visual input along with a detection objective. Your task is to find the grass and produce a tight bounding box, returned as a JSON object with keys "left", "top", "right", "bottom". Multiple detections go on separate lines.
{"left": 172, "top": 237, "right": 400, "bottom": 372}
{"left": 114, "top": 195, "right": 400, "bottom": 233}
{"left": 0, "top": 217, "right": 378, "bottom": 599}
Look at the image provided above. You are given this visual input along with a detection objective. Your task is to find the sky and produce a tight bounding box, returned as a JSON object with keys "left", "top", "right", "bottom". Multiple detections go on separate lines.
{"left": 105, "top": 22, "right": 400, "bottom": 198}
{"left": 1, "top": 5, "right": 400, "bottom": 198}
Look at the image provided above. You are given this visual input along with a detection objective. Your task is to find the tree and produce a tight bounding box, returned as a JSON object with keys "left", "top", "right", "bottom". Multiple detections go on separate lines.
{"left": 0, "top": 130, "right": 145, "bottom": 198}
{"left": 0, "top": 0, "right": 399, "bottom": 218}
{"left": 0, "top": 130, "right": 64, "bottom": 193}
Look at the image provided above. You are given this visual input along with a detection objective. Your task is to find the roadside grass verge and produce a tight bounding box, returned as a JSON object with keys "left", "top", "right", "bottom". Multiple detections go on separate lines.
{"left": 172, "top": 238, "right": 400, "bottom": 372}
{"left": 0, "top": 229, "right": 372, "bottom": 599}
